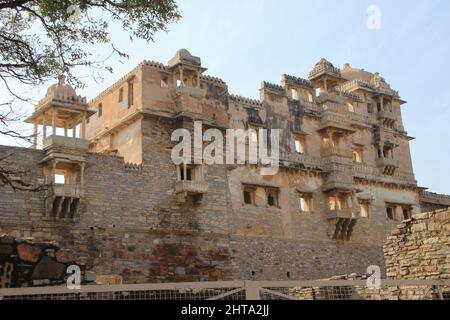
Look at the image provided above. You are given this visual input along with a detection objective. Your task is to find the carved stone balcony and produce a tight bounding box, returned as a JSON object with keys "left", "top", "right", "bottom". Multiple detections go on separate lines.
{"left": 377, "top": 110, "right": 397, "bottom": 127}
{"left": 323, "top": 172, "right": 355, "bottom": 192}
{"left": 316, "top": 92, "right": 346, "bottom": 105}
{"left": 45, "top": 183, "right": 83, "bottom": 220}
{"left": 170, "top": 86, "right": 207, "bottom": 115}
{"left": 175, "top": 180, "right": 209, "bottom": 203}
{"left": 327, "top": 207, "right": 358, "bottom": 220}
{"left": 328, "top": 217, "right": 358, "bottom": 241}
{"left": 376, "top": 157, "right": 399, "bottom": 176}
{"left": 49, "top": 183, "right": 83, "bottom": 198}
{"left": 171, "top": 86, "right": 207, "bottom": 100}
{"left": 43, "top": 135, "right": 90, "bottom": 152}
{"left": 321, "top": 146, "right": 353, "bottom": 159}
{"left": 318, "top": 111, "right": 356, "bottom": 134}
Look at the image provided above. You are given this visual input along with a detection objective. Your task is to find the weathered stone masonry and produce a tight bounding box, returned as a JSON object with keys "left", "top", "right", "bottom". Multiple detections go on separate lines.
{"left": 0, "top": 49, "right": 447, "bottom": 285}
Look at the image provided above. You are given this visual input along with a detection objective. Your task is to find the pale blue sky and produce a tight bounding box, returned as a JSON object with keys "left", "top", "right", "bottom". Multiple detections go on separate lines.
{"left": 1, "top": 0, "right": 449, "bottom": 194}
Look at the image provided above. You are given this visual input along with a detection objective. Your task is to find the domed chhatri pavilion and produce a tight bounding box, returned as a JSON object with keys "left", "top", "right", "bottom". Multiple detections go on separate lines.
{"left": 0, "top": 49, "right": 449, "bottom": 285}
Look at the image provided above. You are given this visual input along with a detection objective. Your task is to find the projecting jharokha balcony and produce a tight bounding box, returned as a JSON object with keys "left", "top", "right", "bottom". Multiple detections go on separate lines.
{"left": 327, "top": 207, "right": 358, "bottom": 219}
{"left": 376, "top": 157, "right": 399, "bottom": 175}
{"left": 43, "top": 135, "right": 90, "bottom": 152}
{"left": 377, "top": 110, "right": 397, "bottom": 127}
{"left": 171, "top": 86, "right": 207, "bottom": 99}
{"left": 50, "top": 183, "right": 83, "bottom": 198}
{"left": 321, "top": 146, "right": 353, "bottom": 159}
{"left": 45, "top": 184, "right": 83, "bottom": 220}
{"left": 175, "top": 180, "right": 209, "bottom": 203}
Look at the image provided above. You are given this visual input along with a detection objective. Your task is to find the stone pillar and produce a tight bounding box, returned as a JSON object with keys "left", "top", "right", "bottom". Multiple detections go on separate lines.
{"left": 323, "top": 78, "right": 328, "bottom": 93}
{"left": 52, "top": 107, "right": 57, "bottom": 136}
{"left": 32, "top": 123, "right": 38, "bottom": 149}
{"left": 334, "top": 192, "right": 339, "bottom": 210}
{"left": 177, "top": 165, "right": 181, "bottom": 180}
{"left": 183, "top": 162, "right": 187, "bottom": 181}
{"left": 81, "top": 112, "right": 86, "bottom": 139}
{"left": 379, "top": 142, "right": 384, "bottom": 158}
{"left": 380, "top": 97, "right": 384, "bottom": 112}
{"left": 179, "top": 66, "right": 184, "bottom": 86}
{"left": 73, "top": 126, "right": 76, "bottom": 138}
{"left": 42, "top": 113, "right": 47, "bottom": 144}
{"left": 80, "top": 162, "right": 85, "bottom": 187}
{"left": 64, "top": 125, "right": 68, "bottom": 137}
{"left": 197, "top": 72, "right": 200, "bottom": 88}
{"left": 52, "top": 160, "right": 57, "bottom": 183}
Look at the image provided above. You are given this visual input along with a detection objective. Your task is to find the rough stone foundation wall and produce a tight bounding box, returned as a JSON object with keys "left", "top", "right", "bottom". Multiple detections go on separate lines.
{"left": 384, "top": 209, "right": 450, "bottom": 280}
{"left": 0, "top": 234, "right": 94, "bottom": 288}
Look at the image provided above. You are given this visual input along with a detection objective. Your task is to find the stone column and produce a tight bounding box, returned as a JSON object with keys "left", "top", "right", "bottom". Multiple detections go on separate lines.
{"left": 52, "top": 160, "right": 57, "bottom": 183}
{"left": 179, "top": 66, "right": 184, "bottom": 86}
{"left": 197, "top": 72, "right": 200, "bottom": 88}
{"left": 52, "top": 107, "right": 57, "bottom": 136}
{"left": 42, "top": 113, "right": 47, "bottom": 144}
{"left": 183, "top": 162, "right": 187, "bottom": 181}
{"left": 81, "top": 112, "right": 86, "bottom": 139}
{"left": 379, "top": 142, "right": 384, "bottom": 158}
{"left": 73, "top": 126, "right": 76, "bottom": 138}
{"left": 32, "top": 123, "right": 38, "bottom": 149}
{"left": 80, "top": 162, "right": 85, "bottom": 187}
{"left": 334, "top": 192, "right": 339, "bottom": 210}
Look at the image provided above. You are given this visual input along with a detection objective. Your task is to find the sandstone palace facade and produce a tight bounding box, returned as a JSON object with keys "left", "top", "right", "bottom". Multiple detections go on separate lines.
{"left": 1, "top": 49, "right": 449, "bottom": 283}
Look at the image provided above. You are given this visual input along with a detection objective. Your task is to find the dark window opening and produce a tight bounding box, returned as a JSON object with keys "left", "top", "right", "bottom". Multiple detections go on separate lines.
{"left": 267, "top": 194, "right": 275, "bottom": 206}
{"left": 244, "top": 191, "right": 253, "bottom": 205}
{"left": 98, "top": 103, "right": 103, "bottom": 117}
{"left": 128, "top": 81, "right": 134, "bottom": 108}
{"left": 119, "top": 87, "right": 124, "bottom": 102}
{"left": 180, "top": 167, "right": 193, "bottom": 181}
{"left": 386, "top": 207, "right": 395, "bottom": 221}
{"left": 403, "top": 208, "right": 411, "bottom": 220}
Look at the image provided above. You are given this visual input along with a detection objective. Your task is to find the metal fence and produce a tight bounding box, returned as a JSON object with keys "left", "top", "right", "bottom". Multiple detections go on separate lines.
{"left": 0, "top": 279, "right": 448, "bottom": 300}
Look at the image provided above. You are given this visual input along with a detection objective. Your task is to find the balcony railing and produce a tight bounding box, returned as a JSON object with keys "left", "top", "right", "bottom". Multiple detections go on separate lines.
{"left": 376, "top": 157, "right": 399, "bottom": 169}
{"left": 327, "top": 208, "right": 358, "bottom": 219}
{"left": 175, "top": 180, "right": 209, "bottom": 195}
{"left": 43, "top": 135, "right": 90, "bottom": 152}
{"left": 321, "top": 146, "right": 353, "bottom": 159}
{"left": 49, "top": 183, "right": 83, "bottom": 198}
{"left": 170, "top": 86, "right": 207, "bottom": 100}
{"left": 377, "top": 110, "right": 397, "bottom": 122}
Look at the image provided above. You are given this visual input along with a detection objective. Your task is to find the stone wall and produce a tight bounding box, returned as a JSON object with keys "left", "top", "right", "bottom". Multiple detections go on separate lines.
{"left": 419, "top": 191, "right": 450, "bottom": 213}
{"left": 289, "top": 274, "right": 443, "bottom": 300}
{"left": 0, "top": 234, "right": 92, "bottom": 288}
{"left": 384, "top": 209, "right": 449, "bottom": 280}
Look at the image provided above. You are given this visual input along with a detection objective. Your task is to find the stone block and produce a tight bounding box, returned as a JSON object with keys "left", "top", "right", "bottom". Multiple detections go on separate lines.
{"left": 0, "top": 244, "right": 13, "bottom": 255}
{"left": 31, "top": 257, "right": 66, "bottom": 280}
{"left": 17, "top": 243, "right": 42, "bottom": 263}
{"left": 0, "top": 235, "right": 14, "bottom": 244}
{"left": 55, "top": 249, "right": 76, "bottom": 263}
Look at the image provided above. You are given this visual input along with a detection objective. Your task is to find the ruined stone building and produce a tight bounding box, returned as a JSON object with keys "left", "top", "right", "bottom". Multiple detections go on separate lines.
{"left": 1, "top": 49, "right": 449, "bottom": 284}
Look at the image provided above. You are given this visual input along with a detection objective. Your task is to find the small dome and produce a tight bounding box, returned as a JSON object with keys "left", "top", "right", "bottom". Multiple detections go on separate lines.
{"left": 168, "top": 48, "right": 201, "bottom": 68}
{"left": 309, "top": 58, "right": 341, "bottom": 79}
{"left": 176, "top": 48, "right": 192, "bottom": 59}
{"left": 45, "top": 75, "right": 78, "bottom": 102}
